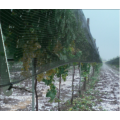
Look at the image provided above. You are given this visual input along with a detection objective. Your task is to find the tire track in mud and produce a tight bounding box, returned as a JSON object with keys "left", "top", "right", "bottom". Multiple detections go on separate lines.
{"left": 95, "top": 64, "right": 120, "bottom": 111}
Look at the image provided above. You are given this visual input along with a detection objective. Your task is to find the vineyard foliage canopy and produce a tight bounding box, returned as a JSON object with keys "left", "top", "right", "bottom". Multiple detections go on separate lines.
{"left": 0, "top": 9, "right": 101, "bottom": 87}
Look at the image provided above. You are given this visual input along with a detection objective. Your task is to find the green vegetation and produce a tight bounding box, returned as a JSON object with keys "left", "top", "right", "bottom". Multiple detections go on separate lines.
{"left": 0, "top": 9, "right": 102, "bottom": 110}
{"left": 106, "top": 56, "right": 119, "bottom": 68}
{"left": 60, "top": 63, "right": 104, "bottom": 111}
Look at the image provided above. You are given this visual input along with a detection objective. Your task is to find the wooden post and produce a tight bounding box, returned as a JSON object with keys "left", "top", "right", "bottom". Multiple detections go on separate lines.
{"left": 78, "top": 62, "right": 81, "bottom": 96}
{"left": 71, "top": 65, "right": 75, "bottom": 105}
{"left": 87, "top": 18, "right": 90, "bottom": 30}
{"left": 32, "top": 58, "right": 38, "bottom": 111}
{"left": 88, "top": 74, "right": 89, "bottom": 83}
{"left": 83, "top": 77, "right": 86, "bottom": 91}
{"left": 93, "top": 66, "right": 94, "bottom": 76}
{"left": 32, "top": 59, "right": 35, "bottom": 111}
{"left": 58, "top": 74, "right": 61, "bottom": 111}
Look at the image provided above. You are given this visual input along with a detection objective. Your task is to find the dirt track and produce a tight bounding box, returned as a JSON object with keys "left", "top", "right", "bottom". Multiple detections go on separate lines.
{"left": 0, "top": 66, "right": 82, "bottom": 111}
{"left": 0, "top": 64, "right": 119, "bottom": 111}
{"left": 93, "top": 64, "right": 120, "bottom": 111}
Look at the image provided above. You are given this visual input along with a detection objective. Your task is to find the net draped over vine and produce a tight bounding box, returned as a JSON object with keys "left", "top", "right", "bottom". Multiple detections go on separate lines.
{"left": 106, "top": 57, "right": 119, "bottom": 65}
{"left": 0, "top": 9, "right": 102, "bottom": 87}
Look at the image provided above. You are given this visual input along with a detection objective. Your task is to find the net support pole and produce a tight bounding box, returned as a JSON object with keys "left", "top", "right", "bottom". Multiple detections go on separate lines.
{"left": 83, "top": 77, "right": 86, "bottom": 91}
{"left": 88, "top": 74, "right": 89, "bottom": 83}
{"left": 32, "top": 58, "right": 35, "bottom": 111}
{"left": 0, "top": 22, "right": 12, "bottom": 96}
{"left": 78, "top": 62, "right": 81, "bottom": 96}
{"left": 71, "top": 64, "right": 75, "bottom": 105}
{"left": 93, "top": 65, "right": 94, "bottom": 76}
{"left": 58, "top": 74, "right": 61, "bottom": 111}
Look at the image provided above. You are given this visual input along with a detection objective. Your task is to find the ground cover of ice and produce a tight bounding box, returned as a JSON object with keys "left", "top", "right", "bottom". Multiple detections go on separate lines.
{"left": 93, "top": 64, "right": 120, "bottom": 111}
{"left": 0, "top": 67, "right": 83, "bottom": 111}
{"left": 0, "top": 64, "right": 119, "bottom": 111}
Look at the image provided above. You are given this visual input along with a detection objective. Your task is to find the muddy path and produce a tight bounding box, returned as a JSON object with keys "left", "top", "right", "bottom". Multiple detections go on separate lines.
{"left": 93, "top": 63, "right": 120, "bottom": 111}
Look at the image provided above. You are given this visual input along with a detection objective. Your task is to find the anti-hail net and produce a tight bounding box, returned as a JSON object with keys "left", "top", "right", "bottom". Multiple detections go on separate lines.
{"left": 0, "top": 9, "right": 102, "bottom": 87}
{"left": 106, "top": 57, "right": 119, "bottom": 65}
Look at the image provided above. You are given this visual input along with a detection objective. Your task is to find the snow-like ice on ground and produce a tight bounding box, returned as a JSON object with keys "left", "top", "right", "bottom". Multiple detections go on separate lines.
{"left": 94, "top": 64, "right": 120, "bottom": 111}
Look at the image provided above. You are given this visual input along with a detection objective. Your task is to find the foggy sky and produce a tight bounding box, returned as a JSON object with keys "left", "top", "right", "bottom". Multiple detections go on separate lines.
{"left": 82, "top": 9, "right": 119, "bottom": 61}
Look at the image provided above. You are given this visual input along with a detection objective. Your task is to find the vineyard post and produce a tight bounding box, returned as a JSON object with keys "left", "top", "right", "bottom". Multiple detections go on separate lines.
{"left": 32, "top": 58, "right": 35, "bottom": 111}
{"left": 78, "top": 62, "right": 81, "bottom": 96}
{"left": 71, "top": 64, "right": 75, "bottom": 105}
{"left": 83, "top": 63, "right": 87, "bottom": 91}
{"left": 93, "top": 65, "right": 94, "bottom": 76}
{"left": 88, "top": 74, "right": 89, "bottom": 83}
{"left": 58, "top": 74, "right": 61, "bottom": 111}
{"left": 33, "top": 58, "right": 38, "bottom": 111}
{"left": 83, "top": 77, "right": 86, "bottom": 91}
